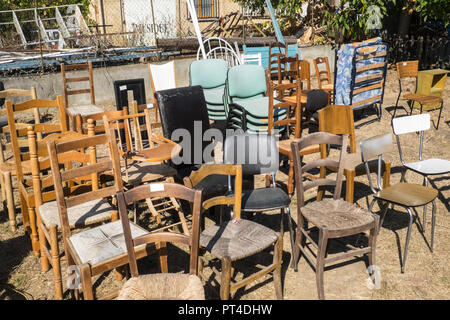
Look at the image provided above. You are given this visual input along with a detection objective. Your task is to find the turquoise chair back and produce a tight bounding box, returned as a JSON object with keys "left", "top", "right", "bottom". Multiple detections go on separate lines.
{"left": 189, "top": 59, "right": 228, "bottom": 89}
{"left": 227, "top": 64, "right": 266, "bottom": 99}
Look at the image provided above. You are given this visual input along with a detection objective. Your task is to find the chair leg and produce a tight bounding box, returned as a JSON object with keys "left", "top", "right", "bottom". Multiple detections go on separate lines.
{"left": 285, "top": 207, "right": 296, "bottom": 269}
{"left": 316, "top": 227, "right": 328, "bottom": 300}
{"left": 80, "top": 263, "right": 94, "bottom": 300}
{"left": 28, "top": 207, "right": 40, "bottom": 257}
{"left": 50, "top": 225, "right": 63, "bottom": 300}
{"left": 382, "top": 162, "right": 391, "bottom": 188}
{"left": 292, "top": 213, "right": 305, "bottom": 271}
{"left": 345, "top": 170, "right": 355, "bottom": 203}
{"left": 422, "top": 176, "right": 428, "bottom": 232}
{"left": 431, "top": 199, "right": 437, "bottom": 252}
{"left": 434, "top": 101, "right": 443, "bottom": 130}
{"left": 288, "top": 160, "right": 294, "bottom": 195}
{"left": 37, "top": 216, "right": 50, "bottom": 271}
{"left": 401, "top": 208, "right": 414, "bottom": 273}
{"left": 220, "top": 257, "right": 232, "bottom": 300}
{"left": 273, "top": 235, "right": 283, "bottom": 300}
{"left": 4, "top": 171, "right": 16, "bottom": 232}
{"left": 368, "top": 216, "right": 380, "bottom": 268}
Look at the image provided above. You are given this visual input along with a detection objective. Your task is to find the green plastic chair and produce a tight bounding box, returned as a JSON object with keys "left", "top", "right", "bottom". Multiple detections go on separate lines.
{"left": 190, "top": 59, "right": 228, "bottom": 121}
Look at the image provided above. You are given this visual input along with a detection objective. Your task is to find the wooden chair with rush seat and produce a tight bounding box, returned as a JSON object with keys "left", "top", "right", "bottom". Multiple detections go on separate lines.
{"left": 313, "top": 57, "right": 334, "bottom": 100}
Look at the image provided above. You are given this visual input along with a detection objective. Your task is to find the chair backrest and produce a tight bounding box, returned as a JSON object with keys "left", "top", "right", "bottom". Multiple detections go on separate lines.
{"left": 313, "top": 57, "right": 331, "bottom": 89}
{"left": 224, "top": 133, "right": 279, "bottom": 176}
{"left": 318, "top": 104, "right": 356, "bottom": 154}
{"left": 155, "top": 86, "right": 211, "bottom": 167}
{"left": 396, "top": 60, "right": 419, "bottom": 79}
{"left": 267, "top": 74, "right": 301, "bottom": 138}
{"left": 6, "top": 97, "right": 68, "bottom": 181}
{"left": 75, "top": 108, "right": 128, "bottom": 135}
{"left": 360, "top": 133, "right": 393, "bottom": 193}
{"left": 242, "top": 53, "right": 262, "bottom": 66}
{"left": 197, "top": 37, "right": 236, "bottom": 60}
{"left": 47, "top": 128, "right": 123, "bottom": 242}
{"left": 392, "top": 113, "right": 430, "bottom": 163}
{"left": 117, "top": 183, "right": 203, "bottom": 277}
{"left": 183, "top": 163, "right": 242, "bottom": 220}
{"left": 227, "top": 64, "right": 267, "bottom": 100}
{"left": 189, "top": 59, "right": 228, "bottom": 89}
{"left": 61, "top": 61, "right": 95, "bottom": 108}
{"left": 148, "top": 61, "right": 177, "bottom": 93}
{"left": 279, "top": 54, "right": 299, "bottom": 83}
{"left": 268, "top": 41, "right": 287, "bottom": 81}
{"left": 295, "top": 60, "right": 311, "bottom": 90}
{"left": 291, "top": 132, "right": 348, "bottom": 207}
{"left": 0, "top": 87, "right": 37, "bottom": 116}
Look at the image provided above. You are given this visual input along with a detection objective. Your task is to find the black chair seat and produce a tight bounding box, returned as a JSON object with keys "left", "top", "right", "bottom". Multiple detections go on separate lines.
{"left": 242, "top": 187, "right": 290, "bottom": 211}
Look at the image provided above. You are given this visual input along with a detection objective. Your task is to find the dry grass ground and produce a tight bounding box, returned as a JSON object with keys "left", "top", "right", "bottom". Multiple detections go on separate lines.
{"left": 0, "top": 66, "right": 448, "bottom": 300}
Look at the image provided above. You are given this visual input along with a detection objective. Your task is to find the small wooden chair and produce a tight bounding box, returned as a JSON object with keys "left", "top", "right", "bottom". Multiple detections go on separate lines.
{"left": 318, "top": 104, "right": 391, "bottom": 203}
{"left": 117, "top": 183, "right": 205, "bottom": 300}
{"left": 268, "top": 41, "right": 288, "bottom": 83}
{"left": 360, "top": 133, "right": 438, "bottom": 273}
{"left": 47, "top": 128, "right": 151, "bottom": 300}
{"left": 291, "top": 132, "right": 379, "bottom": 299}
{"left": 61, "top": 61, "right": 104, "bottom": 129}
{"left": 3, "top": 97, "right": 67, "bottom": 234}
{"left": 184, "top": 164, "right": 283, "bottom": 300}
{"left": 394, "top": 60, "right": 444, "bottom": 129}
{"left": 313, "top": 57, "right": 333, "bottom": 100}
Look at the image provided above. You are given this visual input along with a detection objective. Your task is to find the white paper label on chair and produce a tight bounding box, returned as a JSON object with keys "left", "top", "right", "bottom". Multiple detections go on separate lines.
{"left": 403, "top": 62, "right": 407, "bottom": 66}
{"left": 120, "top": 85, "right": 127, "bottom": 91}
{"left": 150, "top": 184, "right": 164, "bottom": 192}
{"left": 146, "top": 103, "right": 154, "bottom": 109}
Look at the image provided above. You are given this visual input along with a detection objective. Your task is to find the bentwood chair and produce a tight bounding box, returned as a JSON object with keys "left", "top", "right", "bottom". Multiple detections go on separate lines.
{"left": 47, "top": 128, "right": 151, "bottom": 300}
{"left": 291, "top": 132, "right": 379, "bottom": 299}
{"left": 61, "top": 61, "right": 104, "bottom": 129}
{"left": 394, "top": 60, "right": 444, "bottom": 129}
{"left": 116, "top": 183, "right": 205, "bottom": 300}
{"left": 318, "top": 104, "right": 391, "bottom": 203}
{"left": 4, "top": 97, "right": 67, "bottom": 236}
{"left": 184, "top": 163, "right": 283, "bottom": 300}
{"left": 360, "top": 133, "right": 438, "bottom": 273}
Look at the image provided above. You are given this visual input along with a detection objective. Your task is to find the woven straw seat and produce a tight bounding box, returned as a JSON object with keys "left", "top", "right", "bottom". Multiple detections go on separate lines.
{"left": 121, "top": 162, "right": 176, "bottom": 185}
{"left": 69, "top": 220, "right": 148, "bottom": 265}
{"left": 39, "top": 198, "right": 114, "bottom": 229}
{"left": 66, "top": 104, "right": 104, "bottom": 116}
{"left": 0, "top": 160, "right": 31, "bottom": 175}
{"left": 117, "top": 273, "right": 205, "bottom": 300}
{"left": 301, "top": 198, "right": 374, "bottom": 232}
{"left": 200, "top": 219, "right": 279, "bottom": 261}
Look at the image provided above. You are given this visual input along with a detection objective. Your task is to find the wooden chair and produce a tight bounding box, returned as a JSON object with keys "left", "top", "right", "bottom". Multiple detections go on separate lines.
{"left": 318, "top": 104, "right": 391, "bottom": 203}
{"left": 293, "top": 60, "right": 312, "bottom": 91}
{"left": 116, "top": 183, "right": 205, "bottom": 300}
{"left": 291, "top": 132, "right": 379, "bottom": 299}
{"left": 394, "top": 60, "right": 444, "bottom": 129}
{"left": 0, "top": 87, "right": 38, "bottom": 231}
{"left": 47, "top": 128, "right": 150, "bottom": 300}
{"left": 74, "top": 108, "right": 128, "bottom": 135}
{"left": 103, "top": 106, "right": 185, "bottom": 234}
{"left": 26, "top": 126, "right": 93, "bottom": 299}
{"left": 313, "top": 57, "right": 333, "bottom": 94}
{"left": 148, "top": 61, "right": 177, "bottom": 123}
{"left": 360, "top": 133, "right": 438, "bottom": 273}
{"left": 267, "top": 74, "right": 320, "bottom": 195}
{"left": 61, "top": 61, "right": 104, "bottom": 129}
{"left": 268, "top": 41, "right": 288, "bottom": 83}
{"left": 184, "top": 164, "right": 283, "bottom": 300}
{"left": 3, "top": 97, "right": 67, "bottom": 234}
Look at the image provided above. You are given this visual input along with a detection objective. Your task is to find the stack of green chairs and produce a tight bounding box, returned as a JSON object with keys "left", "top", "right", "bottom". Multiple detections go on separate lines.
{"left": 189, "top": 59, "right": 228, "bottom": 121}
{"left": 224, "top": 64, "right": 287, "bottom": 133}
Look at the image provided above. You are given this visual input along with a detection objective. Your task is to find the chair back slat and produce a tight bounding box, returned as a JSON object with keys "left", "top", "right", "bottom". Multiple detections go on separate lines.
{"left": 396, "top": 60, "right": 419, "bottom": 79}
{"left": 360, "top": 133, "right": 393, "bottom": 163}
{"left": 392, "top": 114, "right": 430, "bottom": 135}
{"left": 61, "top": 61, "right": 95, "bottom": 108}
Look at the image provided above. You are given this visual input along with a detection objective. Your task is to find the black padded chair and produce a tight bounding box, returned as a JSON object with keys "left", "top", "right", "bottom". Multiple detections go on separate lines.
{"left": 224, "top": 133, "right": 295, "bottom": 259}
{"left": 155, "top": 85, "right": 228, "bottom": 200}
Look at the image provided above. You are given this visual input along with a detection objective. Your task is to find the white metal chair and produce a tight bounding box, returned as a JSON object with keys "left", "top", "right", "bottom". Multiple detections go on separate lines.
{"left": 205, "top": 47, "right": 241, "bottom": 68}
{"left": 196, "top": 37, "right": 236, "bottom": 60}
{"left": 242, "top": 53, "right": 262, "bottom": 66}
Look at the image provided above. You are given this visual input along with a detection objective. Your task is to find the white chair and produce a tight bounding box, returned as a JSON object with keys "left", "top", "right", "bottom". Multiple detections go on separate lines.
{"left": 196, "top": 37, "right": 236, "bottom": 60}
{"left": 147, "top": 61, "right": 177, "bottom": 120}
{"left": 242, "top": 53, "right": 262, "bottom": 66}
{"left": 205, "top": 47, "right": 241, "bottom": 68}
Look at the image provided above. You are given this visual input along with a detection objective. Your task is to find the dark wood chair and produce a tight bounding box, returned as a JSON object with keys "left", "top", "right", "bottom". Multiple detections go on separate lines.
{"left": 318, "top": 104, "right": 391, "bottom": 203}
{"left": 184, "top": 163, "right": 283, "bottom": 300}
{"left": 360, "top": 133, "right": 439, "bottom": 273}
{"left": 116, "top": 183, "right": 205, "bottom": 300}
{"left": 291, "top": 132, "right": 379, "bottom": 299}
{"left": 394, "top": 60, "right": 444, "bottom": 129}
{"left": 47, "top": 128, "right": 151, "bottom": 300}
{"left": 268, "top": 41, "right": 288, "bottom": 84}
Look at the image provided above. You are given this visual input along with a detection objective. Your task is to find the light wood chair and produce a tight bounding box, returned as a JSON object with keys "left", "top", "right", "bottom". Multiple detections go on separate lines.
{"left": 318, "top": 104, "right": 391, "bottom": 203}
{"left": 0, "top": 87, "right": 38, "bottom": 231}
{"left": 268, "top": 41, "right": 288, "bottom": 84}
{"left": 116, "top": 183, "right": 205, "bottom": 300}
{"left": 291, "top": 132, "right": 379, "bottom": 299}
{"left": 360, "top": 133, "right": 438, "bottom": 273}
{"left": 103, "top": 106, "right": 185, "bottom": 234}
{"left": 184, "top": 164, "right": 283, "bottom": 300}
{"left": 267, "top": 74, "right": 320, "bottom": 195}
{"left": 47, "top": 128, "right": 151, "bottom": 300}
{"left": 26, "top": 126, "right": 92, "bottom": 299}
{"left": 3, "top": 96, "right": 67, "bottom": 234}
{"left": 61, "top": 61, "right": 104, "bottom": 129}
{"left": 148, "top": 61, "right": 177, "bottom": 123}
{"left": 75, "top": 108, "right": 128, "bottom": 135}
{"left": 313, "top": 57, "right": 333, "bottom": 93}
{"left": 394, "top": 60, "right": 444, "bottom": 129}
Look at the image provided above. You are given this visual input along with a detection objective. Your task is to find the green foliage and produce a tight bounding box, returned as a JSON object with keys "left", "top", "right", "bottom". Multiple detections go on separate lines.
{"left": 0, "top": 0, "right": 91, "bottom": 14}
{"left": 234, "top": 0, "right": 307, "bottom": 19}
{"left": 393, "top": 0, "right": 450, "bottom": 27}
